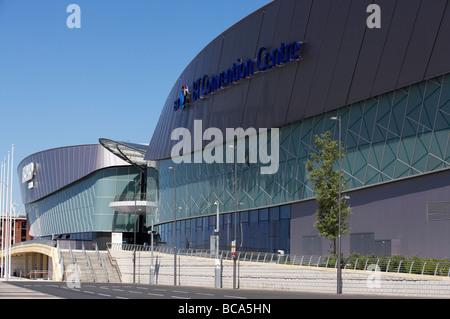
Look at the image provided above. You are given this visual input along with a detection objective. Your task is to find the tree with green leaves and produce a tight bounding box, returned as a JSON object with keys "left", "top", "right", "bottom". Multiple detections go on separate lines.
{"left": 306, "top": 130, "right": 351, "bottom": 254}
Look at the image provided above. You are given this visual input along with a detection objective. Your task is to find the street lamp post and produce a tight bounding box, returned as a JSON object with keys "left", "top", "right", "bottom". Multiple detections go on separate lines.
{"left": 168, "top": 166, "right": 177, "bottom": 286}
{"left": 228, "top": 144, "right": 238, "bottom": 289}
{"left": 214, "top": 201, "right": 221, "bottom": 288}
{"left": 331, "top": 116, "right": 342, "bottom": 294}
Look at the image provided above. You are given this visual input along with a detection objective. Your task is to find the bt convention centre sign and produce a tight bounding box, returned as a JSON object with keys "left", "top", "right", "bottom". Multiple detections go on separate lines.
{"left": 174, "top": 40, "right": 303, "bottom": 111}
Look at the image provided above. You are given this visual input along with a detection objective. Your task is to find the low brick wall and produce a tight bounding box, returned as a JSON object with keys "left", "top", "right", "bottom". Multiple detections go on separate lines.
{"left": 109, "top": 250, "right": 450, "bottom": 298}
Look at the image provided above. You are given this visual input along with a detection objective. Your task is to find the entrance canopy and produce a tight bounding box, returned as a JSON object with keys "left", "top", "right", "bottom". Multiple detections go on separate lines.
{"left": 99, "top": 138, "right": 148, "bottom": 168}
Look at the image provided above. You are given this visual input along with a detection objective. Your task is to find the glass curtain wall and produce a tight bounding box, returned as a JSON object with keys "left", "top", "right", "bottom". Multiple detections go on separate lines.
{"left": 156, "top": 73, "right": 450, "bottom": 253}
{"left": 26, "top": 166, "right": 143, "bottom": 238}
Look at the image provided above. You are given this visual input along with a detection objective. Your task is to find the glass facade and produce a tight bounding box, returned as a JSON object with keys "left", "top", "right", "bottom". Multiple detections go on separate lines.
{"left": 155, "top": 73, "right": 450, "bottom": 253}
{"left": 27, "top": 166, "right": 143, "bottom": 238}
{"left": 158, "top": 205, "right": 290, "bottom": 253}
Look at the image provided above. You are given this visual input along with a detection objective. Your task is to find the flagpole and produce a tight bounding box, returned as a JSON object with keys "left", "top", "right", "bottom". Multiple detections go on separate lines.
{"left": 0, "top": 161, "right": 4, "bottom": 278}
{"left": 8, "top": 145, "right": 14, "bottom": 278}
{"left": 1, "top": 158, "right": 6, "bottom": 279}
{"left": 5, "top": 152, "right": 10, "bottom": 281}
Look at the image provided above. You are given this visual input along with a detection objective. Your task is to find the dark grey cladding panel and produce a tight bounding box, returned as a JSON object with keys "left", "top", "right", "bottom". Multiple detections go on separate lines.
{"left": 397, "top": 0, "right": 447, "bottom": 88}
{"left": 145, "top": 0, "right": 450, "bottom": 161}
{"left": 241, "top": 0, "right": 301, "bottom": 130}
{"left": 371, "top": 0, "right": 421, "bottom": 96}
{"left": 323, "top": 0, "right": 372, "bottom": 113}
{"left": 347, "top": 0, "right": 398, "bottom": 105}
{"left": 426, "top": 2, "right": 450, "bottom": 78}
{"left": 302, "top": 0, "right": 352, "bottom": 117}
{"left": 207, "top": 9, "right": 263, "bottom": 134}
{"left": 286, "top": 0, "right": 332, "bottom": 120}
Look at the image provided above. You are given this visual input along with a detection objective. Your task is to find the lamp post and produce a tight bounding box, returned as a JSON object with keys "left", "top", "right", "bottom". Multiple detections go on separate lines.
{"left": 331, "top": 116, "right": 342, "bottom": 294}
{"left": 214, "top": 201, "right": 221, "bottom": 288}
{"left": 168, "top": 166, "right": 177, "bottom": 286}
{"left": 228, "top": 144, "right": 238, "bottom": 289}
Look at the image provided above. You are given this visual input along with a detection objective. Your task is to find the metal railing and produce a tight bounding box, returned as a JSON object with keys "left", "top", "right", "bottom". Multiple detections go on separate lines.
{"left": 95, "top": 243, "right": 109, "bottom": 283}
{"left": 82, "top": 242, "right": 95, "bottom": 282}
{"left": 107, "top": 243, "right": 450, "bottom": 278}
{"left": 113, "top": 193, "right": 146, "bottom": 202}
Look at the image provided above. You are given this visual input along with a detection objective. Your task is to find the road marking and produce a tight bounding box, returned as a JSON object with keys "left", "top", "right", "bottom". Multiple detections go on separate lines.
{"left": 195, "top": 292, "right": 215, "bottom": 296}
{"left": 224, "top": 295, "right": 247, "bottom": 299}
{"left": 154, "top": 288, "right": 167, "bottom": 292}
{"left": 97, "top": 293, "right": 111, "bottom": 297}
{"left": 171, "top": 295, "right": 190, "bottom": 299}
{"left": 129, "top": 290, "right": 142, "bottom": 294}
{"left": 172, "top": 290, "right": 188, "bottom": 294}
{"left": 147, "top": 292, "right": 164, "bottom": 297}
{"left": 113, "top": 288, "right": 124, "bottom": 292}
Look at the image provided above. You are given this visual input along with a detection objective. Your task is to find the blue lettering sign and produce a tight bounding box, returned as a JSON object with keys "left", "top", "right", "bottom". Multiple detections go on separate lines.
{"left": 174, "top": 41, "right": 303, "bottom": 111}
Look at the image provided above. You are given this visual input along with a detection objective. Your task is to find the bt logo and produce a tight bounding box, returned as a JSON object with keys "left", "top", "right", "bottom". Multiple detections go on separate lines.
{"left": 173, "top": 85, "right": 191, "bottom": 111}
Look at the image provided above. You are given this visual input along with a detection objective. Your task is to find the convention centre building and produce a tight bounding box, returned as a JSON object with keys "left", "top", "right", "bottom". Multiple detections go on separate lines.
{"left": 19, "top": 0, "right": 450, "bottom": 258}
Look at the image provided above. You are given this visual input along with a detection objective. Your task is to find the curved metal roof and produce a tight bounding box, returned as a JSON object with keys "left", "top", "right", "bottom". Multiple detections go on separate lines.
{"left": 144, "top": 0, "right": 450, "bottom": 161}
{"left": 18, "top": 144, "right": 131, "bottom": 204}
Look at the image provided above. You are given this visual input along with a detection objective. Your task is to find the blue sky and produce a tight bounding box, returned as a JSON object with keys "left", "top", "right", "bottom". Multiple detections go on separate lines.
{"left": 0, "top": 0, "right": 272, "bottom": 211}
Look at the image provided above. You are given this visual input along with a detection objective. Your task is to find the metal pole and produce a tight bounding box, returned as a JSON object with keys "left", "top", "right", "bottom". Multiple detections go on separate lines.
{"left": 233, "top": 145, "right": 237, "bottom": 289}
{"left": 1, "top": 158, "right": 5, "bottom": 279}
{"left": 214, "top": 201, "right": 221, "bottom": 288}
{"left": 5, "top": 151, "right": 10, "bottom": 281}
{"left": 169, "top": 166, "right": 177, "bottom": 286}
{"left": 0, "top": 161, "right": 4, "bottom": 279}
{"left": 331, "top": 117, "right": 342, "bottom": 294}
{"left": 150, "top": 219, "right": 155, "bottom": 285}
{"left": 337, "top": 119, "right": 342, "bottom": 294}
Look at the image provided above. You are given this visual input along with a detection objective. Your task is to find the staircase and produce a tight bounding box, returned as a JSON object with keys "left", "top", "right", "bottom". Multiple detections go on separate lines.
{"left": 60, "top": 249, "right": 121, "bottom": 283}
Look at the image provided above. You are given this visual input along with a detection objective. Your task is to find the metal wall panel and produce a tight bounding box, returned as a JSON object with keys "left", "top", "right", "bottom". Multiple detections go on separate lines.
{"left": 18, "top": 145, "right": 129, "bottom": 204}
{"left": 371, "top": 0, "right": 421, "bottom": 96}
{"left": 347, "top": 0, "right": 397, "bottom": 105}
{"left": 287, "top": 0, "right": 332, "bottom": 120}
{"left": 323, "top": 0, "right": 372, "bottom": 113}
{"left": 304, "top": 0, "right": 352, "bottom": 117}
{"left": 426, "top": 1, "right": 450, "bottom": 78}
{"left": 145, "top": 0, "right": 450, "bottom": 161}
{"left": 291, "top": 169, "right": 450, "bottom": 259}
{"left": 396, "top": 0, "right": 447, "bottom": 88}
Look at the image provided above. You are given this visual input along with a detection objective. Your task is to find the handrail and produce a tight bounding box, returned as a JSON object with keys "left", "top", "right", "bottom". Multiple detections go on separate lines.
{"left": 106, "top": 246, "right": 122, "bottom": 280}
{"left": 106, "top": 243, "right": 450, "bottom": 278}
{"left": 113, "top": 193, "right": 146, "bottom": 202}
{"left": 95, "top": 243, "right": 109, "bottom": 282}
{"left": 68, "top": 242, "right": 81, "bottom": 282}
{"left": 82, "top": 242, "right": 95, "bottom": 282}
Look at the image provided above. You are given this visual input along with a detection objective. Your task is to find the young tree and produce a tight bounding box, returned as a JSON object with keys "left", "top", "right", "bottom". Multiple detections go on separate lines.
{"left": 306, "top": 131, "right": 351, "bottom": 254}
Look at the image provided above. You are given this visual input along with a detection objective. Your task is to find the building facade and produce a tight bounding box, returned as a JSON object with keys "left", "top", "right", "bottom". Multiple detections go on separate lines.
{"left": 18, "top": 0, "right": 450, "bottom": 258}
{"left": 145, "top": 0, "right": 450, "bottom": 259}
{"left": 18, "top": 143, "right": 151, "bottom": 249}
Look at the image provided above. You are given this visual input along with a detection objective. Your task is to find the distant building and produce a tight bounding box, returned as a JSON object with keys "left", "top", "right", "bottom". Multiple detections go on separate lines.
{"left": 1, "top": 212, "right": 31, "bottom": 246}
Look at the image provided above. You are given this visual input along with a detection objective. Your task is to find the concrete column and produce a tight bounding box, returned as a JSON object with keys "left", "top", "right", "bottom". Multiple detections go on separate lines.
{"left": 25, "top": 253, "right": 29, "bottom": 276}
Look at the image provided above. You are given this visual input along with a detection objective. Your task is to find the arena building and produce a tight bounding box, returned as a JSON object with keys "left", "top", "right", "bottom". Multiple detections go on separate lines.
{"left": 19, "top": 0, "right": 450, "bottom": 258}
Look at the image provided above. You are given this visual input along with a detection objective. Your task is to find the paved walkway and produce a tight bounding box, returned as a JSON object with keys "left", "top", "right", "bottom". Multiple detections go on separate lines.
{"left": 0, "top": 279, "right": 61, "bottom": 299}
